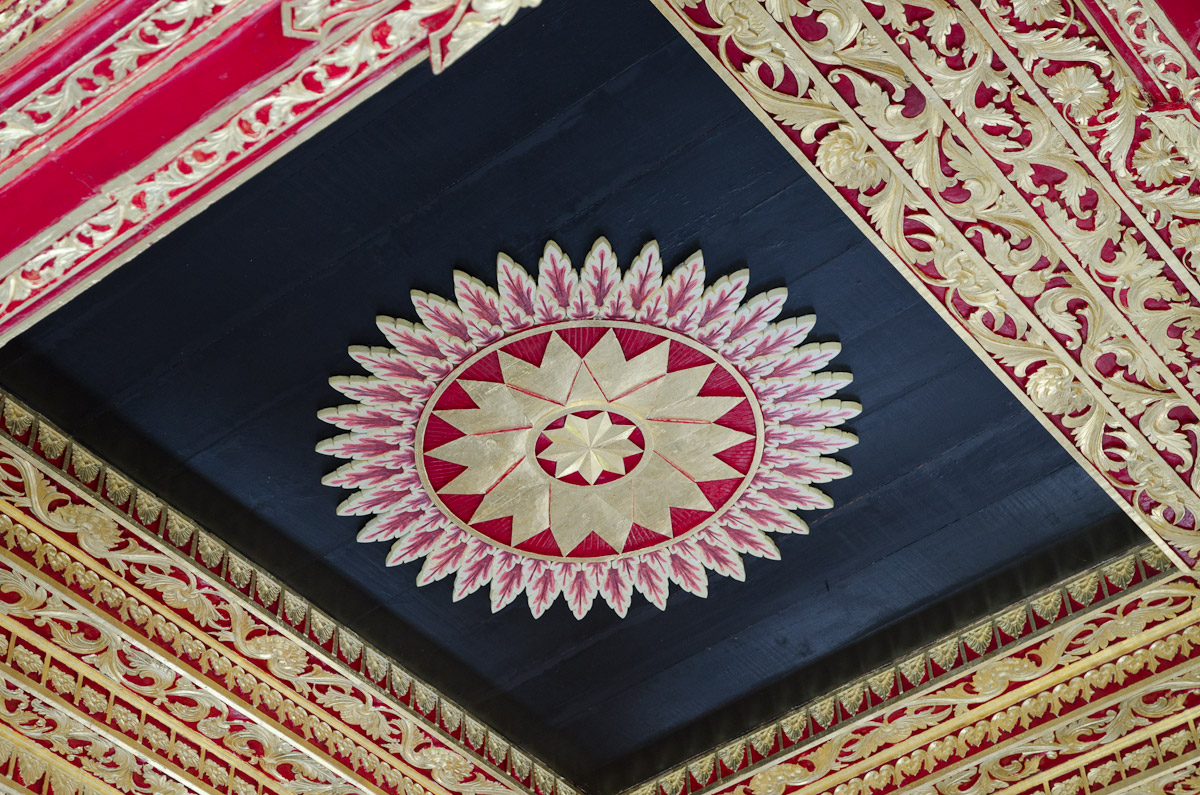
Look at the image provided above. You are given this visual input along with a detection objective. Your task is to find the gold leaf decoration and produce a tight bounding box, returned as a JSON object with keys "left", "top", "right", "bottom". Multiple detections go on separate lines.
{"left": 135, "top": 493, "right": 162, "bottom": 524}
{"left": 255, "top": 571, "right": 280, "bottom": 606}
{"left": 1033, "top": 591, "right": 1064, "bottom": 621}
{"left": 511, "top": 748, "right": 533, "bottom": 781}
{"left": 1066, "top": 574, "right": 1099, "bottom": 605}
{"left": 309, "top": 609, "right": 334, "bottom": 644}
{"left": 35, "top": 426, "right": 66, "bottom": 459}
{"left": 2, "top": 403, "right": 32, "bottom": 436}
{"left": 1106, "top": 556, "right": 1139, "bottom": 588}
{"left": 68, "top": 448, "right": 101, "bottom": 483}
{"left": 196, "top": 531, "right": 224, "bottom": 568}
{"left": 226, "top": 553, "right": 253, "bottom": 589}
{"left": 689, "top": 754, "right": 717, "bottom": 785}
{"left": 962, "top": 624, "right": 993, "bottom": 654}
{"left": 338, "top": 629, "right": 363, "bottom": 663}
{"left": 103, "top": 472, "right": 132, "bottom": 505}
{"left": 719, "top": 739, "right": 746, "bottom": 769}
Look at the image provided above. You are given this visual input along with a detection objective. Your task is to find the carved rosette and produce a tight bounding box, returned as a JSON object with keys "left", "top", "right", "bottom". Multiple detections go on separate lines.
{"left": 318, "top": 238, "right": 858, "bottom": 617}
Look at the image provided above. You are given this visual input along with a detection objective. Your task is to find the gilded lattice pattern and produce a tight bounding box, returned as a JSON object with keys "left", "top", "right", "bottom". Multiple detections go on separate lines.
{"left": 650, "top": 0, "right": 1200, "bottom": 569}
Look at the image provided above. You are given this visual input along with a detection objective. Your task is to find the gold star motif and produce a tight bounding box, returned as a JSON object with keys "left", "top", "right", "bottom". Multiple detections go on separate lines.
{"left": 540, "top": 413, "right": 642, "bottom": 484}
{"left": 423, "top": 326, "right": 757, "bottom": 555}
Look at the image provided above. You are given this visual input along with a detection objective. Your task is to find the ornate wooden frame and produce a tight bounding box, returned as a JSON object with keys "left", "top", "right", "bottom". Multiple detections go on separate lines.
{"left": 4, "top": 0, "right": 1200, "bottom": 793}
{"left": 0, "top": 0, "right": 536, "bottom": 343}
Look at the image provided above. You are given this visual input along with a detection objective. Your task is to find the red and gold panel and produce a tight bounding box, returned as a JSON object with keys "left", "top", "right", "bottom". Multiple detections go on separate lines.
{"left": 0, "top": 391, "right": 567, "bottom": 795}
{"left": 419, "top": 322, "right": 762, "bottom": 559}
{"left": 648, "top": 0, "right": 1200, "bottom": 571}
{"left": 0, "top": 0, "right": 537, "bottom": 344}
{"left": 0, "top": 392, "right": 1198, "bottom": 795}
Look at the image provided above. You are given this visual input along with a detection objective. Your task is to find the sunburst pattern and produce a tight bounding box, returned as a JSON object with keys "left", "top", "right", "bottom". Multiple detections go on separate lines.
{"left": 318, "top": 238, "right": 859, "bottom": 617}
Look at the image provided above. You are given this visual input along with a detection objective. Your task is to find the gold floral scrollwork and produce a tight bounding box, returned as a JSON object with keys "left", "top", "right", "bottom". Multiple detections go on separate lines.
{"left": 280, "top": 0, "right": 541, "bottom": 76}
{"left": 0, "top": 418, "right": 543, "bottom": 795}
{"left": 652, "top": 0, "right": 1200, "bottom": 567}
{"left": 429, "top": 0, "right": 544, "bottom": 72}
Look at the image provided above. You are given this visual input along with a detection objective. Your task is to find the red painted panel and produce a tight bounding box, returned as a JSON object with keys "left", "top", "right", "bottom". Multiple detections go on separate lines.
{"left": 0, "top": 0, "right": 309, "bottom": 257}
{"left": 1157, "top": 0, "right": 1200, "bottom": 50}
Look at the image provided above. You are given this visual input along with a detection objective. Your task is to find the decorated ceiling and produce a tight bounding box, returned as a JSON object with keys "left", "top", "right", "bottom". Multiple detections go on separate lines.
{"left": 0, "top": 0, "right": 1199, "bottom": 795}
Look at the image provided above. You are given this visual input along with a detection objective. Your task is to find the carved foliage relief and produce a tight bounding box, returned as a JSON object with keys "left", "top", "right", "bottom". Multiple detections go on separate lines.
{"left": 0, "top": 397, "right": 570, "bottom": 795}
{"left": 0, "top": 0, "right": 537, "bottom": 344}
{"left": 650, "top": 0, "right": 1200, "bottom": 569}
{"left": 0, "top": 362, "right": 1198, "bottom": 795}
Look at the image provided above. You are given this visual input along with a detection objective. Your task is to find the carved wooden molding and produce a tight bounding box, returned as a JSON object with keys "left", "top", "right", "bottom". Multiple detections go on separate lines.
{"left": 0, "top": 390, "right": 569, "bottom": 795}
{"left": 0, "top": 389, "right": 1197, "bottom": 795}
{"left": 648, "top": 0, "right": 1200, "bottom": 571}
{"left": 0, "top": 0, "right": 537, "bottom": 345}
{"left": 622, "top": 546, "right": 1195, "bottom": 795}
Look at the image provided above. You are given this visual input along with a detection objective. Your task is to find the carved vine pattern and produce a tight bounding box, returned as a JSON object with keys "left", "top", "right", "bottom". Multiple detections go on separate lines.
{"left": 0, "top": 674, "right": 195, "bottom": 795}
{"left": 0, "top": 450, "right": 540, "bottom": 795}
{"left": 0, "top": 0, "right": 536, "bottom": 340}
{"left": 1, "top": 391, "right": 1178, "bottom": 795}
{"left": 0, "top": 0, "right": 242, "bottom": 166}
{"left": 657, "top": 0, "right": 1200, "bottom": 565}
{"left": 0, "top": 0, "right": 81, "bottom": 63}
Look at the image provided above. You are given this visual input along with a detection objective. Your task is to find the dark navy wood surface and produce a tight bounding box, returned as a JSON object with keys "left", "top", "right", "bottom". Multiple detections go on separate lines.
{"left": 0, "top": 0, "right": 1141, "bottom": 789}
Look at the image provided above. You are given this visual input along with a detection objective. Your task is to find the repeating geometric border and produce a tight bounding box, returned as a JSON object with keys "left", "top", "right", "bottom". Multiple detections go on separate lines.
{"left": 648, "top": 0, "right": 1200, "bottom": 571}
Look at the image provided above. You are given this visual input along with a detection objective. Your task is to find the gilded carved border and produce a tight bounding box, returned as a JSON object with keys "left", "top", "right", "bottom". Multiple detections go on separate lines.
{"left": 0, "top": 0, "right": 538, "bottom": 344}
{"left": 647, "top": 0, "right": 1200, "bottom": 571}
{"left": 0, "top": 390, "right": 569, "bottom": 795}
{"left": 1, "top": 389, "right": 1195, "bottom": 795}
{"left": 624, "top": 546, "right": 1190, "bottom": 795}
{"left": 6, "top": 0, "right": 1200, "bottom": 790}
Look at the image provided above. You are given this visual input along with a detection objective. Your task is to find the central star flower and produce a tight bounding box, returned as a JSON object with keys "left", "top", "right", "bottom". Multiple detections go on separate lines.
{"left": 420, "top": 325, "right": 757, "bottom": 558}
{"left": 539, "top": 411, "right": 644, "bottom": 484}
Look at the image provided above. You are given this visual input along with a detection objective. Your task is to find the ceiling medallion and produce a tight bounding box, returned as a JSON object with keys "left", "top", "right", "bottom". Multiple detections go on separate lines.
{"left": 318, "top": 239, "right": 859, "bottom": 618}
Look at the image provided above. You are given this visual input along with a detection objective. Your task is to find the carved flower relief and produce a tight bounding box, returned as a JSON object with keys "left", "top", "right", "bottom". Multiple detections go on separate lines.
{"left": 1172, "top": 221, "right": 1200, "bottom": 268}
{"left": 50, "top": 503, "right": 121, "bottom": 549}
{"left": 1131, "top": 132, "right": 1191, "bottom": 187}
{"left": 1026, "top": 362, "right": 1092, "bottom": 415}
{"left": 1043, "top": 66, "right": 1108, "bottom": 124}
{"left": 1010, "top": 0, "right": 1065, "bottom": 25}
{"left": 816, "top": 127, "right": 885, "bottom": 192}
